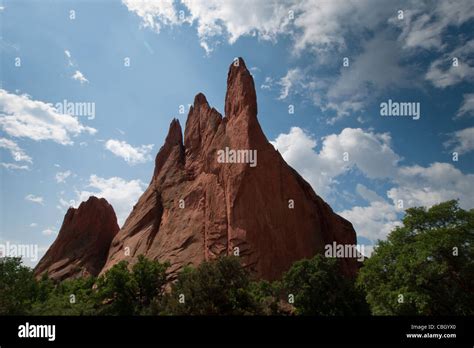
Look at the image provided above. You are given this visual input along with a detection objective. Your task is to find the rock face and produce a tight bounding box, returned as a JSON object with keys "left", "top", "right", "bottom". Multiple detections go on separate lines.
{"left": 101, "top": 57, "right": 358, "bottom": 280}
{"left": 34, "top": 196, "right": 119, "bottom": 281}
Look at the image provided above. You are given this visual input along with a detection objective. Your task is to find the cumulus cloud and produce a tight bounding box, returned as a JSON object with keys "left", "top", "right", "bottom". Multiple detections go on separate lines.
{"left": 105, "top": 139, "right": 154, "bottom": 165}
{"left": 389, "top": 162, "right": 474, "bottom": 209}
{"left": 272, "top": 126, "right": 474, "bottom": 240}
{"left": 64, "top": 175, "right": 146, "bottom": 225}
{"left": 271, "top": 127, "right": 400, "bottom": 198}
{"left": 182, "top": 0, "right": 292, "bottom": 53}
{"left": 0, "top": 137, "right": 32, "bottom": 163}
{"left": 55, "top": 170, "right": 72, "bottom": 183}
{"left": 25, "top": 194, "right": 44, "bottom": 205}
{"left": 72, "top": 70, "right": 89, "bottom": 84}
{"left": 0, "top": 89, "right": 96, "bottom": 145}
{"left": 339, "top": 201, "right": 402, "bottom": 241}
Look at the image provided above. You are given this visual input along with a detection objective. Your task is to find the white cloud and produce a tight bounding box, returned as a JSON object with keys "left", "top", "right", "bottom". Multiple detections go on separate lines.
{"left": 339, "top": 201, "right": 402, "bottom": 241}
{"left": 444, "top": 127, "right": 474, "bottom": 155}
{"left": 273, "top": 126, "right": 474, "bottom": 241}
{"left": 260, "top": 76, "right": 274, "bottom": 90}
{"left": 182, "top": 0, "right": 291, "bottom": 52}
{"left": 55, "top": 170, "right": 72, "bottom": 183}
{"left": 277, "top": 68, "right": 303, "bottom": 100}
{"left": 122, "top": 0, "right": 179, "bottom": 33}
{"left": 29, "top": 223, "right": 38, "bottom": 227}
{"left": 355, "top": 183, "right": 385, "bottom": 203}
{"left": 457, "top": 93, "right": 474, "bottom": 118}
{"left": 0, "top": 162, "right": 29, "bottom": 170}
{"left": 25, "top": 194, "right": 44, "bottom": 205}
{"left": 271, "top": 127, "right": 400, "bottom": 199}
{"left": 120, "top": 0, "right": 473, "bottom": 121}
{"left": 121, "top": 0, "right": 474, "bottom": 56}
{"left": 105, "top": 139, "right": 154, "bottom": 165}
{"left": 389, "top": 162, "right": 474, "bottom": 209}
{"left": 42, "top": 228, "right": 56, "bottom": 236}
{"left": 323, "top": 32, "right": 412, "bottom": 121}
{"left": 396, "top": 0, "right": 474, "bottom": 51}
{"left": 72, "top": 70, "right": 89, "bottom": 84}
{"left": 0, "top": 89, "right": 96, "bottom": 145}
{"left": 64, "top": 50, "right": 74, "bottom": 66}
{"left": 73, "top": 175, "right": 146, "bottom": 225}
{"left": 425, "top": 40, "right": 474, "bottom": 88}
{"left": 0, "top": 137, "right": 32, "bottom": 163}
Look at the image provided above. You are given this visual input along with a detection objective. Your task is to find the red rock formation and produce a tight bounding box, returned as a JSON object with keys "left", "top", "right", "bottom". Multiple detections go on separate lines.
{"left": 34, "top": 196, "right": 119, "bottom": 281}
{"left": 101, "top": 57, "right": 358, "bottom": 280}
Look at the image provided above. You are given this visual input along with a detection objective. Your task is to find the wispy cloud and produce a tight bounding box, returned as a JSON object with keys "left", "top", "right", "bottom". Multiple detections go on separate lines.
{"left": 55, "top": 170, "right": 72, "bottom": 183}
{"left": 25, "top": 194, "right": 44, "bottom": 205}
{"left": 0, "top": 137, "right": 32, "bottom": 163}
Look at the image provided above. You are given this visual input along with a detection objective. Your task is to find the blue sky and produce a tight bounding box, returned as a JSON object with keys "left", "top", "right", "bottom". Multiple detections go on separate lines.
{"left": 1, "top": 0, "right": 473, "bottom": 265}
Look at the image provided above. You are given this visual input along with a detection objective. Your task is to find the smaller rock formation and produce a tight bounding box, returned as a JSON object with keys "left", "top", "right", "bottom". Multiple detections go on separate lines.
{"left": 34, "top": 196, "right": 119, "bottom": 281}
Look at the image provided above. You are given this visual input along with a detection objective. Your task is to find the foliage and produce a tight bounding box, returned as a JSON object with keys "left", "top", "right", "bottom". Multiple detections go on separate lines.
{"left": 96, "top": 256, "right": 170, "bottom": 315}
{"left": 0, "top": 257, "right": 37, "bottom": 315}
{"left": 30, "top": 276, "right": 97, "bottom": 315}
{"left": 2, "top": 201, "right": 472, "bottom": 316}
{"left": 281, "top": 254, "right": 369, "bottom": 315}
{"left": 357, "top": 200, "right": 474, "bottom": 315}
{"left": 159, "top": 256, "right": 262, "bottom": 315}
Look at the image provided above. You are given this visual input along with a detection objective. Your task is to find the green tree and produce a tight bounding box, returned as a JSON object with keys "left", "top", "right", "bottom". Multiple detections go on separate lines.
{"left": 96, "top": 256, "right": 170, "bottom": 315}
{"left": 282, "top": 254, "right": 369, "bottom": 315}
{"left": 96, "top": 261, "right": 137, "bottom": 315}
{"left": 132, "top": 255, "right": 169, "bottom": 314}
{"left": 0, "top": 257, "right": 37, "bottom": 315}
{"left": 161, "top": 256, "right": 261, "bottom": 315}
{"left": 357, "top": 200, "right": 474, "bottom": 315}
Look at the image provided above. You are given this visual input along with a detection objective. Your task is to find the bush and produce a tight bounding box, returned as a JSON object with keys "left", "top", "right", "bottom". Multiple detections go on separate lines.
{"left": 160, "top": 256, "right": 261, "bottom": 315}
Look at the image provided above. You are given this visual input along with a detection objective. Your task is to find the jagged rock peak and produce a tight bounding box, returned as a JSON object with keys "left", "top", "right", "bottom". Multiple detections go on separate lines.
{"left": 101, "top": 57, "right": 359, "bottom": 281}
{"left": 225, "top": 57, "right": 257, "bottom": 119}
{"left": 34, "top": 196, "right": 119, "bottom": 281}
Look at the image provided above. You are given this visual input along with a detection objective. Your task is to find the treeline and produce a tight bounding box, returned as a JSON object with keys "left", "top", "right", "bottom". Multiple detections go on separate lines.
{"left": 1, "top": 200, "right": 473, "bottom": 316}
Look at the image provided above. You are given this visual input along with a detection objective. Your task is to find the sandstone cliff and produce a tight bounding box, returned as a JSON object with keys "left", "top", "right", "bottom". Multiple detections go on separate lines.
{"left": 34, "top": 196, "right": 119, "bottom": 281}
{"left": 100, "top": 58, "right": 358, "bottom": 280}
